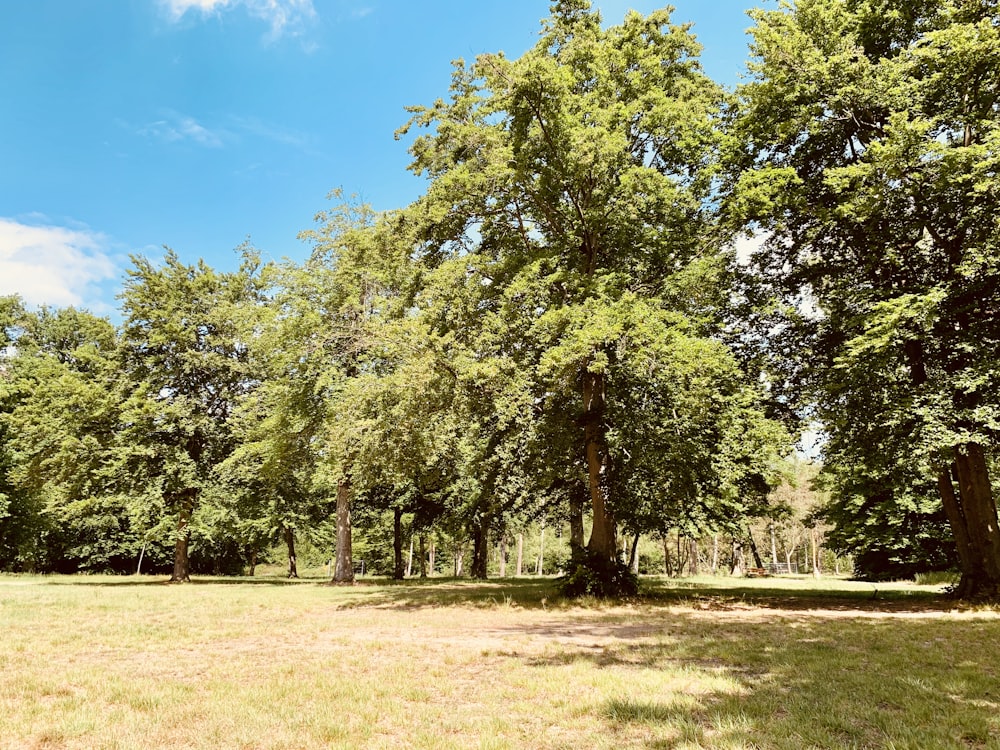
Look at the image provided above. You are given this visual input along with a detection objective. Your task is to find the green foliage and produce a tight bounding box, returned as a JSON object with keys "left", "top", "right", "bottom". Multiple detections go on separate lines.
{"left": 400, "top": 0, "right": 789, "bottom": 579}
{"left": 558, "top": 549, "right": 639, "bottom": 598}
{"left": 730, "top": 0, "right": 1000, "bottom": 585}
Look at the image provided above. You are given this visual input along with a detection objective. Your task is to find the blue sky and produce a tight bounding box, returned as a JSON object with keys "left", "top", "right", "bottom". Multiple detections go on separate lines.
{"left": 1, "top": 0, "right": 764, "bottom": 315}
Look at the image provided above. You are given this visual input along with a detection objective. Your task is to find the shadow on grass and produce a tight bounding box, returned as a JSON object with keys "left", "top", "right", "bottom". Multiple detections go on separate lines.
{"left": 332, "top": 577, "right": 560, "bottom": 609}
{"left": 504, "top": 608, "right": 1000, "bottom": 749}
{"left": 640, "top": 578, "right": 949, "bottom": 614}
{"left": 323, "top": 574, "right": 955, "bottom": 615}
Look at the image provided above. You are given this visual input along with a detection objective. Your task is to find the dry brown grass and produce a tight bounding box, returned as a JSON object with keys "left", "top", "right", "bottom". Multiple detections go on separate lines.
{"left": 1, "top": 575, "right": 998, "bottom": 749}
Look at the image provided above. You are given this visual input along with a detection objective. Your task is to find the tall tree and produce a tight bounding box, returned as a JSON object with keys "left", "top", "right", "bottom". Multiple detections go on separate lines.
{"left": 400, "top": 1, "right": 781, "bottom": 590}
{"left": 731, "top": 0, "right": 1000, "bottom": 595}
{"left": 118, "top": 249, "right": 264, "bottom": 582}
{"left": 292, "top": 196, "right": 423, "bottom": 582}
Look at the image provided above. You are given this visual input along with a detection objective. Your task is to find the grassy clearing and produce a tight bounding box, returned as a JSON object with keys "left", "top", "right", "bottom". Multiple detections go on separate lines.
{"left": 1, "top": 574, "right": 998, "bottom": 749}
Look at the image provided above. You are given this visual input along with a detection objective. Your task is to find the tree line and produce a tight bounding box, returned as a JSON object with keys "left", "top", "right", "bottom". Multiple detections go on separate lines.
{"left": 1, "top": 0, "right": 997, "bottom": 596}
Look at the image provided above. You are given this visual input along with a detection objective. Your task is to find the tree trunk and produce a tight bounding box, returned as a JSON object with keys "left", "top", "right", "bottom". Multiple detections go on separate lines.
{"left": 429, "top": 538, "right": 435, "bottom": 575}
{"left": 676, "top": 532, "right": 688, "bottom": 577}
{"left": 746, "top": 529, "right": 764, "bottom": 569}
{"left": 688, "top": 537, "right": 700, "bottom": 576}
{"left": 810, "top": 527, "right": 821, "bottom": 578}
{"left": 499, "top": 534, "right": 507, "bottom": 578}
{"left": 392, "top": 507, "right": 405, "bottom": 580}
{"left": 471, "top": 520, "right": 489, "bottom": 579}
{"left": 770, "top": 523, "right": 779, "bottom": 567}
{"left": 947, "top": 444, "right": 1000, "bottom": 598}
{"left": 628, "top": 532, "right": 640, "bottom": 574}
{"left": 536, "top": 527, "right": 545, "bottom": 575}
{"left": 731, "top": 537, "right": 745, "bottom": 577}
{"left": 406, "top": 535, "right": 414, "bottom": 578}
{"left": 569, "top": 483, "right": 586, "bottom": 561}
{"left": 418, "top": 534, "right": 427, "bottom": 578}
{"left": 583, "top": 371, "right": 616, "bottom": 561}
{"left": 137, "top": 540, "right": 148, "bottom": 576}
{"left": 516, "top": 533, "right": 524, "bottom": 576}
{"left": 170, "top": 491, "right": 195, "bottom": 583}
{"left": 662, "top": 534, "right": 671, "bottom": 575}
{"left": 284, "top": 526, "right": 298, "bottom": 579}
{"left": 334, "top": 479, "right": 353, "bottom": 583}
{"left": 907, "top": 340, "right": 1000, "bottom": 598}
{"left": 711, "top": 534, "right": 719, "bottom": 575}
{"left": 454, "top": 543, "right": 464, "bottom": 577}
{"left": 247, "top": 546, "right": 257, "bottom": 577}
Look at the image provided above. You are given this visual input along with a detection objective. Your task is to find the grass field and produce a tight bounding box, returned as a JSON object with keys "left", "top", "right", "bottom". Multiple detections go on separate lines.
{"left": 1, "top": 573, "right": 998, "bottom": 749}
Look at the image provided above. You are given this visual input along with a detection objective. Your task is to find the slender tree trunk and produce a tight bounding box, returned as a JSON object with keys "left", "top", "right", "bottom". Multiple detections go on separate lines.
{"left": 770, "top": 523, "right": 779, "bottom": 567}
{"left": 731, "top": 537, "right": 745, "bottom": 577}
{"left": 406, "top": 535, "right": 414, "bottom": 577}
{"left": 454, "top": 543, "right": 464, "bottom": 577}
{"left": 284, "top": 526, "right": 298, "bottom": 579}
{"left": 676, "top": 532, "right": 688, "bottom": 577}
{"left": 569, "top": 484, "right": 586, "bottom": 562}
{"left": 137, "top": 540, "right": 148, "bottom": 576}
{"left": 711, "top": 534, "right": 719, "bottom": 575}
{"left": 628, "top": 532, "right": 640, "bottom": 574}
{"left": 688, "top": 537, "right": 700, "bottom": 576}
{"left": 499, "top": 534, "right": 507, "bottom": 578}
{"left": 418, "top": 534, "right": 427, "bottom": 578}
{"left": 662, "top": 534, "right": 671, "bottom": 575}
{"left": 746, "top": 529, "right": 764, "bottom": 569}
{"left": 247, "top": 546, "right": 257, "bottom": 577}
{"left": 429, "top": 538, "right": 436, "bottom": 575}
{"left": 536, "top": 527, "right": 545, "bottom": 575}
{"left": 471, "top": 520, "right": 489, "bottom": 579}
{"left": 516, "top": 533, "right": 524, "bottom": 576}
{"left": 393, "top": 507, "right": 404, "bottom": 580}
{"left": 334, "top": 479, "right": 353, "bottom": 583}
{"left": 810, "top": 527, "right": 821, "bottom": 578}
{"left": 785, "top": 545, "right": 793, "bottom": 574}
{"left": 583, "top": 371, "right": 616, "bottom": 561}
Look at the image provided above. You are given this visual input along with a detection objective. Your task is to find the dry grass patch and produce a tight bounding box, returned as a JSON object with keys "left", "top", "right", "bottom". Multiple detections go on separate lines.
{"left": 1, "top": 574, "right": 998, "bottom": 749}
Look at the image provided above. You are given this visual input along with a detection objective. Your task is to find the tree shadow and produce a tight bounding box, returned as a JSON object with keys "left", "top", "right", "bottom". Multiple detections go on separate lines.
{"left": 495, "top": 608, "right": 1000, "bottom": 748}
{"left": 331, "top": 577, "right": 559, "bottom": 609}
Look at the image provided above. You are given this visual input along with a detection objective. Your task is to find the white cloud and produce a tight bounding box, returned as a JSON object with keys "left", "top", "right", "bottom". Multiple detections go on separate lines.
{"left": 0, "top": 219, "right": 118, "bottom": 310}
{"left": 161, "top": 0, "right": 317, "bottom": 37}
{"left": 138, "top": 112, "right": 225, "bottom": 148}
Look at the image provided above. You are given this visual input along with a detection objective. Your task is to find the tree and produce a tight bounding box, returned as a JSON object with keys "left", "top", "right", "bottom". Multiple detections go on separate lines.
{"left": 289, "top": 196, "right": 425, "bottom": 582}
{"left": 731, "top": 0, "right": 1000, "bottom": 596}
{"left": 0, "top": 296, "right": 46, "bottom": 570}
{"left": 118, "top": 249, "right": 264, "bottom": 582}
{"left": 0, "top": 303, "right": 146, "bottom": 572}
{"left": 399, "top": 2, "right": 783, "bottom": 592}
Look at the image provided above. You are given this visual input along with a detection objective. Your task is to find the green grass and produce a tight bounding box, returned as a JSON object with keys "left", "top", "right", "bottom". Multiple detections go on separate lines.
{"left": 0, "top": 573, "right": 998, "bottom": 749}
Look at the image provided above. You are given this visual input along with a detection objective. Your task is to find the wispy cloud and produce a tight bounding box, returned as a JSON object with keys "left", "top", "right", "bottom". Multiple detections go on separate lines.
{"left": 0, "top": 218, "right": 118, "bottom": 310}
{"left": 161, "top": 0, "right": 317, "bottom": 38}
{"left": 229, "top": 115, "right": 311, "bottom": 149}
{"left": 137, "top": 112, "right": 226, "bottom": 148}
